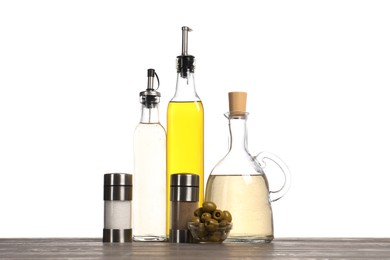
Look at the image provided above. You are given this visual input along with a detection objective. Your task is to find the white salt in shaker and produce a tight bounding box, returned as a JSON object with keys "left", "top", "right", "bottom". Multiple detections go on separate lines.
{"left": 103, "top": 173, "right": 132, "bottom": 243}
{"left": 169, "top": 174, "right": 199, "bottom": 243}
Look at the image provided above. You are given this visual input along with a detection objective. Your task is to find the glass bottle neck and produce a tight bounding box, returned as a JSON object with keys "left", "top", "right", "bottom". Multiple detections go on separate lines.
{"left": 171, "top": 71, "right": 200, "bottom": 102}
{"left": 140, "top": 103, "right": 160, "bottom": 124}
{"left": 227, "top": 114, "right": 250, "bottom": 155}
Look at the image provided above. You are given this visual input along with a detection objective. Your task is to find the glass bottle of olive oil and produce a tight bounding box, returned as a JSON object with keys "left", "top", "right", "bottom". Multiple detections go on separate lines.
{"left": 166, "top": 26, "right": 204, "bottom": 235}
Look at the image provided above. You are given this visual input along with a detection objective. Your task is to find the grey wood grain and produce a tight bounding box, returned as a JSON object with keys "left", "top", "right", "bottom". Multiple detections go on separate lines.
{"left": 0, "top": 238, "right": 389, "bottom": 259}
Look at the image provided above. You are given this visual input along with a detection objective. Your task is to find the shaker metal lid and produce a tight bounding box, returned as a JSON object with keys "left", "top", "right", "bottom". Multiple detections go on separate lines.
{"left": 104, "top": 173, "right": 132, "bottom": 186}
{"left": 170, "top": 174, "right": 199, "bottom": 187}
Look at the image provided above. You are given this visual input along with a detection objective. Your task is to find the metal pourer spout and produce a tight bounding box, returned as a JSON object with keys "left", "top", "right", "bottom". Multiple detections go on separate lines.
{"left": 177, "top": 26, "right": 195, "bottom": 78}
{"left": 182, "top": 26, "right": 192, "bottom": 56}
{"left": 140, "top": 68, "right": 160, "bottom": 107}
{"left": 147, "top": 69, "right": 155, "bottom": 90}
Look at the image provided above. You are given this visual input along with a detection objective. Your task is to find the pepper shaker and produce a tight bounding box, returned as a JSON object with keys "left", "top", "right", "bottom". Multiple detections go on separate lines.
{"left": 169, "top": 174, "right": 199, "bottom": 243}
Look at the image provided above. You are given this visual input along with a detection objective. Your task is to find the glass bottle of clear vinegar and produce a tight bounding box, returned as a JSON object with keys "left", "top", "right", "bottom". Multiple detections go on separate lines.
{"left": 166, "top": 26, "right": 204, "bottom": 235}
{"left": 133, "top": 69, "right": 166, "bottom": 241}
{"left": 205, "top": 92, "right": 291, "bottom": 243}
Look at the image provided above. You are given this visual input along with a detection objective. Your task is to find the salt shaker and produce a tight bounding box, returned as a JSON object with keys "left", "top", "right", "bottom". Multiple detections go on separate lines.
{"left": 169, "top": 174, "right": 199, "bottom": 243}
{"left": 103, "top": 173, "right": 132, "bottom": 243}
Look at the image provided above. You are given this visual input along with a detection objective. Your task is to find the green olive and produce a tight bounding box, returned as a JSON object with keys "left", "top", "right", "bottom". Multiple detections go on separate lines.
{"left": 197, "top": 230, "right": 207, "bottom": 240}
{"left": 198, "top": 223, "right": 205, "bottom": 230}
{"left": 202, "top": 201, "right": 217, "bottom": 213}
{"left": 194, "top": 207, "right": 203, "bottom": 217}
{"left": 201, "top": 212, "right": 212, "bottom": 222}
{"left": 219, "top": 219, "right": 228, "bottom": 227}
{"left": 209, "top": 231, "right": 222, "bottom": 242}
{"left": 223, "top": 210, "right": 232, "bottom": 222}
{"left": 205, "top": 219, "right": 219, "bottom": 232}
{"left": 212, "top": 209, "right": 224, "bottom": 221}
{"left": 191, "top": 216, "right": 200, "bottom": 224}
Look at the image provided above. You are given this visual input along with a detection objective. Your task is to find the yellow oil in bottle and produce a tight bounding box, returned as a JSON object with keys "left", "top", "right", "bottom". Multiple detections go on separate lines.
{"left": 166, "top": 101, "right": 204, "bottom": 234}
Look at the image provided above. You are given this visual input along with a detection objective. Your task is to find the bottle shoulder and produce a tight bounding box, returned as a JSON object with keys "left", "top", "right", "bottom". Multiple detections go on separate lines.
{"left": 210, "top": 153, "right": 264, "bottom": 176}
{"left": 134, "top": 123, "right": 166, "bottom": 135}
{"left": 171, "top": 72, "right": 201, "bottom": 102}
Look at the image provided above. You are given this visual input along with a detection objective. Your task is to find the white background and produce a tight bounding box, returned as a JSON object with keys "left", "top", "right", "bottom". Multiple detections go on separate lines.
{"left": 1, "top": 0, "right": 390, "bottom": 238}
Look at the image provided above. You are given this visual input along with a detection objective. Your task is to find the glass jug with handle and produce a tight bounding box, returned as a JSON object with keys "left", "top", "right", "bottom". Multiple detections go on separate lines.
{"left": 205, "top": 92, "right": 291, "bottom": 243}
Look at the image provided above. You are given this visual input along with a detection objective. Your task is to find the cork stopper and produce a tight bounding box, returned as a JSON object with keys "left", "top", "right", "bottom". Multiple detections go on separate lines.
{"left": 228, "top": 92, "right": 247, "bottom": 116}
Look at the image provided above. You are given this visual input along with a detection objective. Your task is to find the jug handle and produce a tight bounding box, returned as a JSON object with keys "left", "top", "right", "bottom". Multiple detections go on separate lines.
{"left": 255, "top": 151, "right": 291, "bottom": 202}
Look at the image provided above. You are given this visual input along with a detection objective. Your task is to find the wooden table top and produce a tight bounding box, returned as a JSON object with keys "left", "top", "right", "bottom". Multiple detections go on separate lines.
{"left": 0, "top": 238, "right": 389, "bottom": 259}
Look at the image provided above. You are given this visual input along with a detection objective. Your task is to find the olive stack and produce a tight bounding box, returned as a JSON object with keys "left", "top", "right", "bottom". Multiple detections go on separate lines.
{"left": 189, "top": 201, "right": 233, "bottom": 243}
